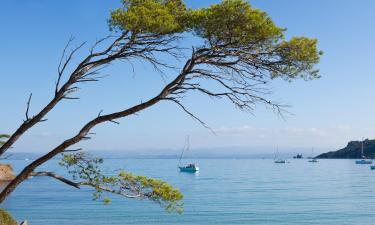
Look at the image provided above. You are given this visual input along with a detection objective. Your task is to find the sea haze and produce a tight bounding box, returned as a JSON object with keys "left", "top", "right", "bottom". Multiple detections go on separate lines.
{"left": 8, "top": 146, "right": 331, "bottom": 160}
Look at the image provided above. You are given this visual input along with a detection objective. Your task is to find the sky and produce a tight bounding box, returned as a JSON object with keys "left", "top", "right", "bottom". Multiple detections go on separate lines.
{"left": 0, "top": 0, "right": 374, "bottom": 154}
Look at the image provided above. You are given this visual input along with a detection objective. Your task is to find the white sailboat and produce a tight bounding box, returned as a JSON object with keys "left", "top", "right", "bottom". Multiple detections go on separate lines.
{"left": 178, "top": 136, "right": 199, "bottom": 173}
{"left": 308, "top": 148, "right": 318, "bottom": 163}
{"left": 274, "top": 147, "right": 286, "bottom": 164}
{"left": 355, "top": 139, "right": 372, "bottom": 164}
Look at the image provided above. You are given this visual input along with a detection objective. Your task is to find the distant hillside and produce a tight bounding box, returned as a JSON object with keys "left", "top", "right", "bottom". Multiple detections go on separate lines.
{"left": 317, "top": 139, "right": 375, "bottom": 159}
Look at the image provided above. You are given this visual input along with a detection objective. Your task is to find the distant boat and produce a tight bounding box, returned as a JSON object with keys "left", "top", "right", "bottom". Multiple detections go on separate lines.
{"left": 370, "top": 165, "right": 375, "bottom": 170}
{"left": 308, "top": 158, "right": 318, "bottom": 163}
{"left": 179, "top": 163, "right": 199, "bottom": 173}
{"left": 355, "top": 139, "right": 372, "bottom": 164}
{"left": 274, "top": 147, "right": 286, "bottom": 164}
{"left": 274, "top": 159, "right": 286, "bottom": 163}
{"left": 356, "top": 159, "right": 372, "bottom": 164}
{"left": 178, "top": 136, "right": 199, "bottom": 173}
{"left": 308, "top": 148, "right": 318, "bottom": 163}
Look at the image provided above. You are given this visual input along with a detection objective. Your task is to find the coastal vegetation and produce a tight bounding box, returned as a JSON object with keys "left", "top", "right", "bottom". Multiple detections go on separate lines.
{"left": 0, "top": 209, "right": 17, "bottom": 225}
{"left": 0, "top": 135, "right": 15, "bottom": 182}
{"left": 0, "top": 0, "right": 321, "bottom": 214}
{"left": 317, "top": 139, "right": 375, "bottom": 159}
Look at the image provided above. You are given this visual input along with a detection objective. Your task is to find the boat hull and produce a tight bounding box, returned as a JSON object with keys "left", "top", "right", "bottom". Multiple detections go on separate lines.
{"left": 355, "top": 160, "right": 372, "bottom": 164}
{"left": 179, "top": 166, "right": 199, "bottom": 173}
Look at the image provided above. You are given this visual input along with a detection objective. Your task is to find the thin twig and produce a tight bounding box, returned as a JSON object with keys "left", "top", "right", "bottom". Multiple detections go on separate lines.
{"left": 24, "top": 93, "right": 33, "bottom": 121}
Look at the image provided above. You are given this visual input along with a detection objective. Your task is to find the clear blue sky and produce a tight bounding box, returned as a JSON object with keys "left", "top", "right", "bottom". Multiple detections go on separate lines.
{"left": 1, "top": 0, "right": 374, "bottom": 154}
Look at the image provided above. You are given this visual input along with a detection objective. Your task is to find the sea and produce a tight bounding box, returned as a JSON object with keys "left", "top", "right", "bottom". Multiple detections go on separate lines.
{"left": 2, "top": 158, "right": 375, "bottom": 225}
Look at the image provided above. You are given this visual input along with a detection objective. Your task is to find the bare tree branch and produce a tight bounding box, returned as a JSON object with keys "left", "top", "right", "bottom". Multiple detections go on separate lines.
{"left": 29, "top": 170, "right": 143, "bottom": 200}
{"left": 78, "top": 181, "right": 142, "bottom": 199}
{"left": 30, "top": 171, "right": 80, "bottom": 189}
{"left": 163, "top": 97, "right": 215, "bottom": 133}
{"left": 24, "top": 93, "right": 33, "bottom": 122}
{"left": 0, "top": 31, "right": 182, "bottom": 157}
{"left": 56, "top": 39, "right": 86, "bottom": 96}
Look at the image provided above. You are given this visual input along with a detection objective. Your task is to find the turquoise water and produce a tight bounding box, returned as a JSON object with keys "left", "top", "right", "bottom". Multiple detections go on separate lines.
{"left": 3, "top": 158, "right": 375, "bottom": 225}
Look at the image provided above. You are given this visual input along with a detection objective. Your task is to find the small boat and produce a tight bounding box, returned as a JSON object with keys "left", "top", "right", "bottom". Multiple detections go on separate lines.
{"left": 355, "top": 139, "right": 372, "bottom": 164}
{"left": 308, "top": 148, "right": 318, "bottom": 163}
{"left": 356, "top": 159, "right": 372, "bottom": 164}
{"left": 179, "top": 163, "right": 199, "bottom": 173}
{"left": 370, "top": 165, "right": 375, "bottom": 170}
{"left": 178, "top": 136, "right": 199, "bottom": 173}
{"left": 274, "top": 159, "right": 286, "bottom": 164}
{"left": 308, "top": 158, "right": 318, "bottom": 163}
{"left": 274, "top": 147, "right": 286, "bottom": 164}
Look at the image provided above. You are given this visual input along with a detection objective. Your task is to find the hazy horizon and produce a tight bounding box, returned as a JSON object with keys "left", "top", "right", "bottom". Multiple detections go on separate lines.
{"left": 8, "top": 144, "right": 343, "bottom": 156}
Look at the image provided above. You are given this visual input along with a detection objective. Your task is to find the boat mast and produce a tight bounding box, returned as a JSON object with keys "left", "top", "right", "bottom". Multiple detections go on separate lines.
{"left": 274, "top": 146, "right": 278, "bottom": 160}
{"left": 178, "top": 136, "right": 189, "bottom": 166}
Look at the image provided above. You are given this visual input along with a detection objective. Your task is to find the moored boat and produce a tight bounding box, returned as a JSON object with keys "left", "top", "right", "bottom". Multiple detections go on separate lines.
{"left": 308, "top": 148, "right": 318, "bottom": 163}
{"left": 178, "top": 136, "right": 199, "bottom": 173}
{"left": 355, "top": 139, "right": 372, "bottom": 164}
{"left": 274, "top": 147, "right": 286, "bottom": 164}
{"left": 179, "top": 164, "right": 199, "bottom": 172}
{"left": 308, "top": 158, "right": 318, "bottom": 163}
{"left": 356, "top": 159, "right": 372, "bottom": 164}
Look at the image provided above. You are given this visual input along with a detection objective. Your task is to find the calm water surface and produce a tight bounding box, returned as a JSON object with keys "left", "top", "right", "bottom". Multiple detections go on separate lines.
{"left": 2, "top": 158, "right": 375, "bottom": 225}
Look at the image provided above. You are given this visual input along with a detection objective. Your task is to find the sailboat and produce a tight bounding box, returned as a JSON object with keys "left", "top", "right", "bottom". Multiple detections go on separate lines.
{"left": 308, "top": 148, "right": 318, "bottom": 163}
{"left": 355, "top": 139, "right": 372, "bottom": 164}
{"left": 274, "top": 147, "right": 286, "bottom": 163}
{"left": 178, "top": 136, "right": 199, "bottom": 173}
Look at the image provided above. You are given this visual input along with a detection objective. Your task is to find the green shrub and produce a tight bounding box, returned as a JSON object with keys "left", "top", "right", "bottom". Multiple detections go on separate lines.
{"left": 0, "top": 209, "right": 17, "bottom": 225}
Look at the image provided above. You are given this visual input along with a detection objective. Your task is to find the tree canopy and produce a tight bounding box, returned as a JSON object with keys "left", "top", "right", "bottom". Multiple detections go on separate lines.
{"left": 0, "top": 209, "right": 18, "bottom": 225}
{"left": 110, "top": 0, "right": 321, "bottom": 80}
{"left": 110, "top": 0, "right": 187, "bottom": 34}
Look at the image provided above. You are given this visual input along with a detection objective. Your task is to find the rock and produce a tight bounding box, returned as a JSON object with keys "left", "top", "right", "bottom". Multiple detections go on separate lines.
{"left": 0, "top": 164, "right": 16, "bottom": 181}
